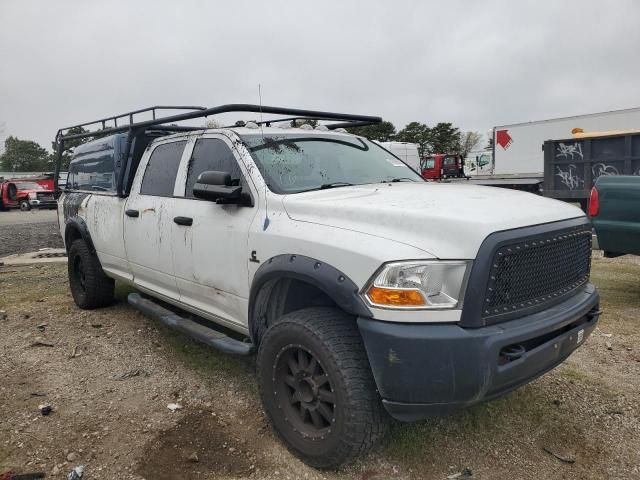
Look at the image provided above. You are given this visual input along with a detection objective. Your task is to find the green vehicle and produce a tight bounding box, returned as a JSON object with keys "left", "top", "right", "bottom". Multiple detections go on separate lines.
{"left": 590, "top": 175, "right": 640, "bottom": 257}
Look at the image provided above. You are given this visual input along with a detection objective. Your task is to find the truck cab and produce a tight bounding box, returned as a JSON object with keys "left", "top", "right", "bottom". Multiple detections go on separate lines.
{"left": 0, "top": 180, "right": 56, "bottom": 211}
{"left": 421, "top": 153, "right": 465, "bottom": 180}
{"left": 55, "top": 105, "right": 600, "bottom": 469}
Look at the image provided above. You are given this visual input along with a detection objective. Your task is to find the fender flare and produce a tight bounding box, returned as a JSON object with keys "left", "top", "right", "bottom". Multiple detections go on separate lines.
{"left": 64, "top": 216, "right": 96, "bottom": 253}
{"left": 248, "top": 254, "right": 372, "bottom": 342}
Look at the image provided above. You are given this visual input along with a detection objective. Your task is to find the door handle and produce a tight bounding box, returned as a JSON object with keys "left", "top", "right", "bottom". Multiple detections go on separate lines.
{"left": 125, "top": 209, "right": 139, "bottom": 218}
{"left": 173, "top": 216, "right": 193, "bottom": 226}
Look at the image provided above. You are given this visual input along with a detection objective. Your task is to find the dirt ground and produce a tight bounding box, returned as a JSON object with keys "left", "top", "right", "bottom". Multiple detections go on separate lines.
{"left": 0, "top": 210, "right": 63, "bottom": 257}
{"left": 0, "top": 243, "right": 639, "bottom": 478}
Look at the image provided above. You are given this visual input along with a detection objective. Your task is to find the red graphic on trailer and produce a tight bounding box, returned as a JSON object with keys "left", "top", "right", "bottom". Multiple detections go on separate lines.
{"left": 496, "top": 129, "right": 513, "bottom": 150}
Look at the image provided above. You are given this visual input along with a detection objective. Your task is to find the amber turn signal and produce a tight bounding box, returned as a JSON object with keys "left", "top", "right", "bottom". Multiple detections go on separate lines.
{"left": 366, "top": 286, "right": 426, "bottom": 307}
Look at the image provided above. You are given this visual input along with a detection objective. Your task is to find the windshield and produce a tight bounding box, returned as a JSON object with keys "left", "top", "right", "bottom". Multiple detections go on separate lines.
{"left": 423, "top": 158, "right": 435, "bottom": 169}
{"left": 15, "top": 182, "right": 43, "bottom": 190}
{"left": 240, "top": 133, "right": 423, "bottom": 194}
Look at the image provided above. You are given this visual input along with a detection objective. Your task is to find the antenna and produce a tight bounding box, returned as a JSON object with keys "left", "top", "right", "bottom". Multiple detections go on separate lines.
{"left": 258, "top": 84, "right": 270, "bottom": 230}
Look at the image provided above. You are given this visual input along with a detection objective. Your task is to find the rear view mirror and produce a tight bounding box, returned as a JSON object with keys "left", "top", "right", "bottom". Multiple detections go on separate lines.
{"left": 192, "top": 170, "right": 243, "bottom": 204}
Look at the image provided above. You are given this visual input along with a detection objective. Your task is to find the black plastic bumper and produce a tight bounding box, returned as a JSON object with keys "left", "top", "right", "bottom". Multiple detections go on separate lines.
{"left": 357, "top": 284, "right": 600, "bottom": 422}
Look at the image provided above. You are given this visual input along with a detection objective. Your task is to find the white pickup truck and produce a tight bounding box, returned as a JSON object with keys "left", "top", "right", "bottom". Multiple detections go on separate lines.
{"left": 55, "top": 105, "right": 600, "bottom": 468}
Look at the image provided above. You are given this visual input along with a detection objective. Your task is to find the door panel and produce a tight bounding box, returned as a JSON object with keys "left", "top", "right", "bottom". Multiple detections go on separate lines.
{"left": 123, "top": 140, "right": 188, "bottom": 300}
{"left": 171, "top": 135, "right": 258, "bottom": 326}
{"left": 87, "top": 195, "right": 132, "bottom": 281}
{"left": 124, "top": 195, "right": 178, "bottom": 299}
{"left": 171, "top": 198, "right": 256, "bottom": 324}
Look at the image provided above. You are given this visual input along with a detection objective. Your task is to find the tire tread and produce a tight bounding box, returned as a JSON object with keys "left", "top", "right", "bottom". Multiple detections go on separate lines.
{"left": 258, "top": 307, "right": 387, "bottom": 468}
{"left": 68, "top": 239, "right": 114, "bottom": 309}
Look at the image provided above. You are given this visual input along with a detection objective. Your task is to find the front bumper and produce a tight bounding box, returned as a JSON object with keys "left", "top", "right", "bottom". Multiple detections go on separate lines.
{"left": 29, "top": 199, "right": 57, "bottom": 209}
{"left": 357, "top": 283, "right": 600, "bottom": 422}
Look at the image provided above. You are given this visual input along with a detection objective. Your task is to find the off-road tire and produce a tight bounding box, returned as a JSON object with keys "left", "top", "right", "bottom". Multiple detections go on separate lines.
{"left": 257, "top": 307, "right": 387, "bottom": 468}
{"left": 20, "top": 200, "right": 31, "bottom": 211}
{"left": 68, "top": 239, "right": 114, "bottom": 309}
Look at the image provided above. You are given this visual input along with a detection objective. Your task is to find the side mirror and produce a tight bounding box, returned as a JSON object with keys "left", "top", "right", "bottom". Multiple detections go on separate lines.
{"left": 192, "top": 170, "right": 246, "bottom": 204}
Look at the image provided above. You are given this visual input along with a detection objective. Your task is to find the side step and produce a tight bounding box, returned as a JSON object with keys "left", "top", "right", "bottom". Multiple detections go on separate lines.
{"left": 128, "top": 293, "right": 255, "bottom": 356}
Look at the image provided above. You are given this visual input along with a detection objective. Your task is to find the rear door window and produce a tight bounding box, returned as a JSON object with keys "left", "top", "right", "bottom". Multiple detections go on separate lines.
{"left": 140, "top": 141, "right": 187, "bottom": 196}
{"left": 68, "top": 152, "right": 117, "bottom": 192}
{"left": 185, "top": 138, "right": 244, "bottom": 198}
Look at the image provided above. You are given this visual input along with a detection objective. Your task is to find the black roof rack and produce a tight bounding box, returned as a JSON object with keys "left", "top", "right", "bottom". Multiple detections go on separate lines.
{"left": 55, "top": 104, "right": 381, "bottom": 142}
{"left": 54, "top": 104, "right": 381, "bottom": 194}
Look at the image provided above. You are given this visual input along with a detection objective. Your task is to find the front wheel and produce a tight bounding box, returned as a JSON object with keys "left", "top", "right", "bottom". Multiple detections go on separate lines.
{"left": 68, "top": 239, "right": 114, "bottom": 309}
{"left": 19, "top": 200, "right": 31, "bottom": 211}
{"left": 257, "top": 307, "right": 387, "bottom": 468}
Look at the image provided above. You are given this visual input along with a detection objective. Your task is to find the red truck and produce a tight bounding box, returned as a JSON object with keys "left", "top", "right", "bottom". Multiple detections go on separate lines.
{"left": 0, "top": 179, "right": 56, "bottom": 211}
{"left": 421, "top": 154, "right": 466, "bottom": 180}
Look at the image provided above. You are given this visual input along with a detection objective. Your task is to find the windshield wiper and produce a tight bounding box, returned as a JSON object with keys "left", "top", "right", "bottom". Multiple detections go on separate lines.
{"left": 387, "top": 177, "right": 417, "bottom": 183}
{"left": 297, "top": 182, "right": 355, "bottom": 193}
{"left": 320, "top": 182, "right": 354, "bottom": 190}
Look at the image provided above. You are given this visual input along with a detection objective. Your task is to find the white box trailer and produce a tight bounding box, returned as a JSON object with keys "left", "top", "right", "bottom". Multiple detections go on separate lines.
{"left": 465, "top": 106, "right": 640, "bottom": 197}
{"left": 376, "top": 141, "right": 421, "bottom": 172}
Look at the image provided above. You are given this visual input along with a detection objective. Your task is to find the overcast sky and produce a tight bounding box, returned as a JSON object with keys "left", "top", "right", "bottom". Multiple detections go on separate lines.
{"left": 1, "top": 0, "right": 640, "bottom": 150}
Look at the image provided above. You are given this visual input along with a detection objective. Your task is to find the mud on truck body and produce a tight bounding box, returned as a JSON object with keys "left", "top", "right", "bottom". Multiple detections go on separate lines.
{"left": 54, "top": 105, "right": 601, "bottom": 468}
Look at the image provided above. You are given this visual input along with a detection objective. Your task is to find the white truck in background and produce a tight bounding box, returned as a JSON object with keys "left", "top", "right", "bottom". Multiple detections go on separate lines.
{"left": 464, "top": 106, "right": 640, "bottom": 204}
{"left": 376, "top": 141, "right": 421, "bottom": 172}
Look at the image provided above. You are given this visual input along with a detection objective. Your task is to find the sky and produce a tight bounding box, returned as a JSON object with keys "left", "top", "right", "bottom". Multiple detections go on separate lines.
{"left": 1, "top": 0, "right": 640, "bottom": 151}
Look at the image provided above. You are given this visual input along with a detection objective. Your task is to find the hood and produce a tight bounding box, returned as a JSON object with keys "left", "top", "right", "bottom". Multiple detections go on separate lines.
{"left": 282, "top": 182, "right": 585, "bottom": 259}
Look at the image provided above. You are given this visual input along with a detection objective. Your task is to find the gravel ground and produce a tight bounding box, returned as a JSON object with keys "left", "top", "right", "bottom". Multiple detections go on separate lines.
{"left": 0, "top": 222, "right": 639, "bottom": 479}
{"left": 0, "top": 210, "right": 63, "bottom": 257}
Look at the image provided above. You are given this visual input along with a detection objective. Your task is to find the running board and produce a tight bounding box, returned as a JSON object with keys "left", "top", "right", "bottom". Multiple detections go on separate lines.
{"left": 128, "top": 293, "right": 254, "bottom": 355}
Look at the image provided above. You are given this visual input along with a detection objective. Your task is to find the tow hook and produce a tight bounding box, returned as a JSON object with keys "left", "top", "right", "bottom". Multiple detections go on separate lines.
{"left": 499, "top": 344, "right": 526, "bottom": 364}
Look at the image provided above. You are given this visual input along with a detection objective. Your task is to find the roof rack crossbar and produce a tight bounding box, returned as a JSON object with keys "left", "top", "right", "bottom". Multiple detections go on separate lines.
{"left": 56, "top": 104, "right": 381, "bottom": 142}
{"left": 221, "top": 116, "right": 379, "bottom": 129}
{"left": 57, "top": 105, "right": 207, "bottom": 140}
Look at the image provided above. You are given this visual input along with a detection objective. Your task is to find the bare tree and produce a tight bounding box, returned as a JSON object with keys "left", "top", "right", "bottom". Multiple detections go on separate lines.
{"left": 458, "top": 131, "right": 483, "bottom": 158}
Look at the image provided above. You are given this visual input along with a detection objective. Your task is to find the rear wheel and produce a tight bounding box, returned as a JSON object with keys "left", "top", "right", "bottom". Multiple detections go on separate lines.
{"left": 257, "top": 307, "right": 387, "bottom": 468}
{"left": 68, "top": 239, "right": 114, "bottom": 309}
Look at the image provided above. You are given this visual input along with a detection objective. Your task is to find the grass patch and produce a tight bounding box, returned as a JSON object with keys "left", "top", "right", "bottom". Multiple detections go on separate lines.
{"left": 382, "top": 384, "right": 553, "bottom": 466}
{"left": 111, "top": 281, "right": 257, "bottom": 393}
{"left": 590, "top": 259, "right": 640, "bottom": 335}
{"left": 0, "top": 263, "right": 68, "bottom": 308}
{"left": 160, "top": 328, "right": 257, "bottom": 393}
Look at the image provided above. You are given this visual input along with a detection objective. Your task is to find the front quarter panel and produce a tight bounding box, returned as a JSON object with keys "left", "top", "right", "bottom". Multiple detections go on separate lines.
{"left": 247, "top": 197, "right": 460, "bottom": 323}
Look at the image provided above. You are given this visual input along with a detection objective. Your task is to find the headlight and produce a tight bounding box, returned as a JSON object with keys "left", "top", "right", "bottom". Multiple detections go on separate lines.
{"left": 364, "top": 261, "right": 471, "bottom": 309}
{"left": 28, "top": 192, "right": 37, "bottom": 199}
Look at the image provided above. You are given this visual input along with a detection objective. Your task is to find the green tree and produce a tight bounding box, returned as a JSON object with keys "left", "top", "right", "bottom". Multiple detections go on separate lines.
{"left": 395, "top": 122, "right": 430, "bottom": 156}
{"left": 0, "top": 136, "right": 50, "bottom": 172}
{"left": 457, "top": 131, "right": 483, "bottom": 158}
{"left": 346, "top": 120, "right": 396, "bottom": 142}
{"left": 51, "top": 126, "right": 91, "bottom": 170}
{"left": 428, "top": 122, "right": 461, "bottom": 154}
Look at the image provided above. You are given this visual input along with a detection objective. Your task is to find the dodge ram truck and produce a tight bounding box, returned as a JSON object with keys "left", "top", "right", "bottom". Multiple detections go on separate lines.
{"left": 55, "top": 105, "right": 601, "bottom": 468}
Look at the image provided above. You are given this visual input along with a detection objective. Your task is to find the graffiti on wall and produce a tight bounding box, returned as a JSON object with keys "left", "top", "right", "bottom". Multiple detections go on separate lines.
{"left": 555, "top": 164, "right": 584, "bottom": 190}
{"left": 592, "top": 163, "right": 620, "bottom": 179}
{"left": 556, "top": 142, "right": 584, "bottom": 161}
